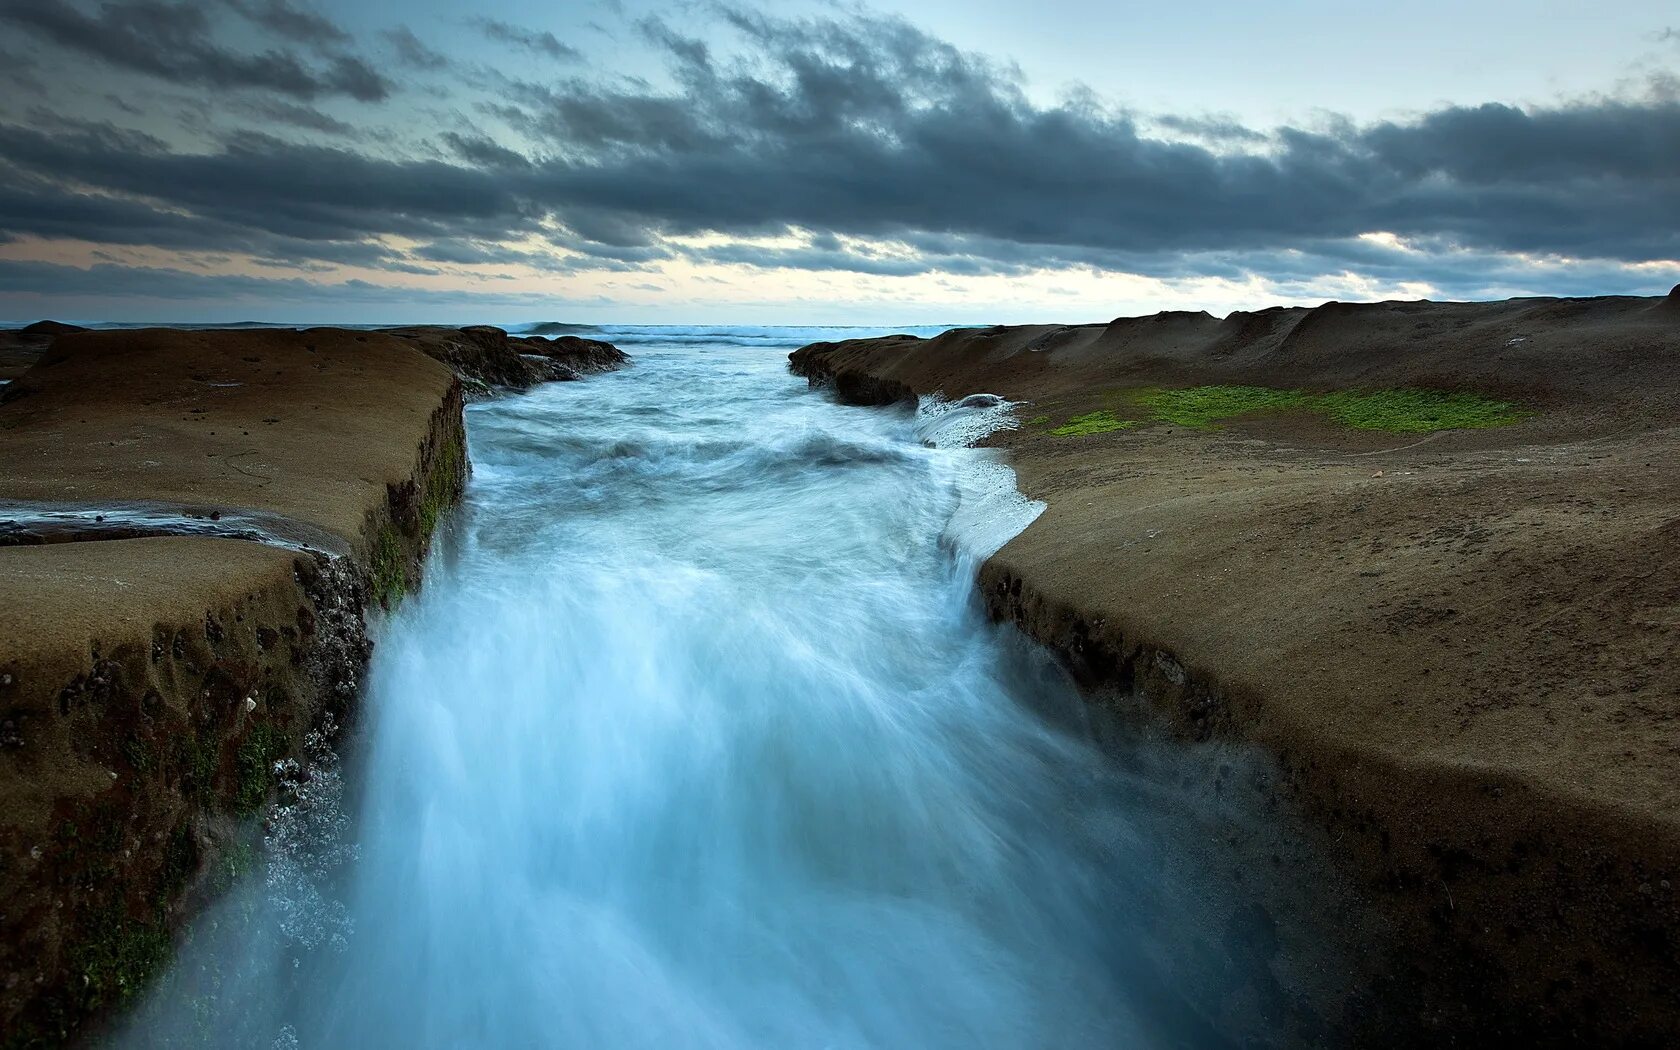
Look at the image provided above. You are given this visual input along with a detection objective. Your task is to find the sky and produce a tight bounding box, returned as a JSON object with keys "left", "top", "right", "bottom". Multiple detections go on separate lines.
{"left": 0, "top": 0, "right": 1676, "bottom": 325}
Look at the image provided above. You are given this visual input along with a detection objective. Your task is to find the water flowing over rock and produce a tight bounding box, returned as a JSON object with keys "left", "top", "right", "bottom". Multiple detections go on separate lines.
{"left": 111, "top": 325, "right": 1367, "bottom": 1049}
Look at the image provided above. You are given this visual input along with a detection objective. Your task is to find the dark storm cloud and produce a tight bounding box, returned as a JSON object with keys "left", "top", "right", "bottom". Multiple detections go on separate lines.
{"left": 384, "top": 26, "right": 450, "bottom": 71}
{"left": 103, "top": 93, "right": 145, "bottom": 116}
{"left": 441, "top": 132, "right": 532, "bottom": 171}
{"left": 0, "top": 173, "right": 246, "bottom": 250}
{"left": 220, "top": 0, "right": 349, "bottom": 48}
{"left": 0, "top": 166, "right": 430, "bottom": 277}
{"left": 691, "top": 240, "right": 994, "bottom": 278}
{"left": 0, "top": 122, "right": 530, "bottom": 243}
{"left": 0, "top": 47, "right": 45, "bottom": 93}
{"left": 411, "top": 239, "right": 570, "bottom": 271}
{"left": 0, "top": 257, "right": 560, "bottom": 307}
{"left": 1350, "top": 101, "right": 1680, "bottom": 260}
{"left": 0, "top": 258, "right": 337, "bottom": 299}
{"left": 0, "top": 0, "right": 389, "bottom": 101}
{"left": 233, "top": 98, "right": 356, "bottom": 135}
{"left": 1150, "top": 114, "right": 1270, "bottom": 145}
{"left": 472, "top": 18, "right": 581, "bottom": 61}
{"left": 500, "top": 10, "right": 1679, "bottom": 264}
{"left": 0, "top": 6, "right": 1675, "bottom": 294}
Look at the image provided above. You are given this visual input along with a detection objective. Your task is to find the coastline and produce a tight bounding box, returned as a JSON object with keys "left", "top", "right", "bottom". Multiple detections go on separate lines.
{"left": 3, "top": 303, "right": 1675, "bottom": 1041}
{"left": 0, "top": 325, "right": 623, "bottom": 1042}
{"left": 790, "top": 292, "right": 1680, "bottom": 1043}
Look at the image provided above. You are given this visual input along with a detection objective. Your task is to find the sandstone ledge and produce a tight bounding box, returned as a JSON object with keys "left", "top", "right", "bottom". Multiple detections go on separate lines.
{"left": 0, "top": 328, "right": 472, "bottom": 1042}
{"left": 790, "top": 293, "right": 1680, "bottom": 1045}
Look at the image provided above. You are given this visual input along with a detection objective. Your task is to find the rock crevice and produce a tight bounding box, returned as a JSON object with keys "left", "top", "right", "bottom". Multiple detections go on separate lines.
{"left": 0, "top": 326, "right": 582, "bottom": 1044}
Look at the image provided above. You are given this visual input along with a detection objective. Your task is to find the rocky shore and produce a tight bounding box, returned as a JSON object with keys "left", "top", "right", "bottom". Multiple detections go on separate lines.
{"left": 0, "top": 325, "right": 623, "bottom": 1043}
{"left": 791, "top": 292, "right": 1680, "bottom": 1045}
{"left": 0, "top": 322, "right": 85, "bottom": 384}
{"left": 383, "top": 325, "right": 627, "bottom": 393}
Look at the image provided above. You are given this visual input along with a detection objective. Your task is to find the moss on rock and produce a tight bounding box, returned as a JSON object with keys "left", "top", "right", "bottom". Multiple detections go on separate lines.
{"left": 1050, "top": 410, "right": 1139, "bottom": 436}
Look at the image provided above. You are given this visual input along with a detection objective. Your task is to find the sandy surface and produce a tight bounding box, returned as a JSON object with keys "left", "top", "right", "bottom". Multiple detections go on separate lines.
{"left": 792, "top": 291, "right": 1680, "bottom": 1042}
{"left": 0, "top": 327, "right": 457, "bottom": 548}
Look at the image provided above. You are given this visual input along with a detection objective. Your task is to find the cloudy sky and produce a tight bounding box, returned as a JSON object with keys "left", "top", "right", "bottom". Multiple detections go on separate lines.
{"left": 0, "top": 0, "right": 1676, "bottom": 324}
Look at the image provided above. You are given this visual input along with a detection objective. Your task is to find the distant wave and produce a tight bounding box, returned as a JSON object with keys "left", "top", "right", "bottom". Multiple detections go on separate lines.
{"left": 575, "top": 324, "right": 968, "bottom": 351}
{"left": 61, "top": 321, "right": 979, "bottom": 350}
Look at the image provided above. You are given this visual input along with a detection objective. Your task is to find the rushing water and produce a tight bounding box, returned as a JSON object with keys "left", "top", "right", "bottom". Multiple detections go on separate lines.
{"left": 116, "top": 326, "right": 1346, "bottom": 1049}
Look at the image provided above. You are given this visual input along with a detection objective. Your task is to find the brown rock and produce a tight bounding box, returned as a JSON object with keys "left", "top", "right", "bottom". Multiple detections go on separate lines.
{"left": 791, "top": 291, "right": 1680, "bottom": 1045}
{"left": 0, "top": 327, "right": 467, "bottom": 1042}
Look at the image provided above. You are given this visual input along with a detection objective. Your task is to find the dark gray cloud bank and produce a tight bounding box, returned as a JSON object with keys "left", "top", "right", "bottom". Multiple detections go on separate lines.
{"left": 0, "top": 0, "right": 389, "bottom": 101}
{"left": 0, "top": 0, "right": 1676, "bottom": 313}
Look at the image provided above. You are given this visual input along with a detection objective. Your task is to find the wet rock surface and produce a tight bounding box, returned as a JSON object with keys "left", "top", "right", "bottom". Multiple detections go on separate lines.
{"left": 382, "top": 325, "right": 627, "bottom": 391}
{"left": 0, "top": 322, "right": 70, "bottom": 382}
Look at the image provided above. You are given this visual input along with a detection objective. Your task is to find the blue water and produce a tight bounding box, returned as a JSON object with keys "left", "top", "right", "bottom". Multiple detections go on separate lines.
{"left": 114, "top": 326, "right": 1338, "bottom": 1048}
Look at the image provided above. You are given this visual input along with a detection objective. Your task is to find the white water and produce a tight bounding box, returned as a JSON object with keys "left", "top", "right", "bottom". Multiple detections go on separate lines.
{"left": 116, "top": 327, "right": 1337, "bottom": 1049}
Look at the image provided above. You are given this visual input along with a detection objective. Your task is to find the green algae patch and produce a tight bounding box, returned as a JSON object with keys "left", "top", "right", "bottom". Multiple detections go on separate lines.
{"left": 233, "top": 721, "right": 284, "bottom": 815}
{"left": 177, "top": 729, "right": 221, "bottom": 805}
{"left": 419, "top": 428, "right": 466, "bottom": 536}
{"left": 1050, "top": 410, "right": 1139, "bottom": 436}
{"left": 1135, "top": 385, "right": 1310, "bottom": 428}
{"left": 1312, "top": 388, "right": 1527, "bottom": 432}
{"left": 65, "top": 908, "right": 172, "bottom": 1016}
{"left": 211, "top": 839, "right": 257, "bottom": 893}
{"left": 1022, "top": 414, "right": 1050, "bottom": 427}
{"left": 1104, "top": 384, "right": 1528, "bottom": 433}
{"left": 370, "top": 524, "right": 406, "bottom": 608}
